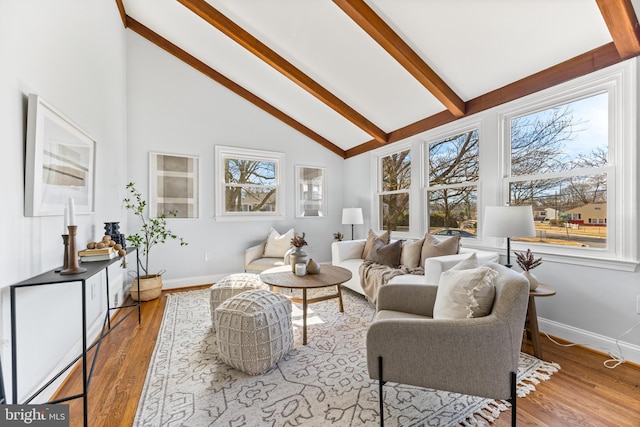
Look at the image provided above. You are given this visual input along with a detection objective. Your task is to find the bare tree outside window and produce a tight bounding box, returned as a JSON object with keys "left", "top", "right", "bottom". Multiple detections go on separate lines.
{"left": 508, "top": 93, "right": 608, "bottom": 248}
{"left": 427, "top": 130, "right": 479, "bottom": 237}
{"left": 224, "top": 159, "right": 277, "bottom": 212}
{"left": 379, "top": 149, "right": 410, "bottom": 232}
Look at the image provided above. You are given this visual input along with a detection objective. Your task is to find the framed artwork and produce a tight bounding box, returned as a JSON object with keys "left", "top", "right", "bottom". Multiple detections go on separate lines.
{"left": 295, "top": 166, "right": 326, "bottom": 218}
{"left": 25, "top": 94, "right": 96, "bottom": 217}
{"left": 149, "top": 152, "right": 199, "bottom": 218}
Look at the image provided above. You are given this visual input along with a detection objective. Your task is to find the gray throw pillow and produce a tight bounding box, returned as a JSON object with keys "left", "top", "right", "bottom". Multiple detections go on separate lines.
{"left": 420, "top": 234, "right": 460, "bottom": 267}
{"left": 365, "top": 238, "right": 402, "bottom": 268}
{"left": 362, "top": 229, "right": 391, "bottom": 259}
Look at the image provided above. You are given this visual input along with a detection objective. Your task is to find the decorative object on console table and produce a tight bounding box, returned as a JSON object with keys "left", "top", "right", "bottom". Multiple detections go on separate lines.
{"left": 104, "top": 222, "right": 126, "bottom": 248}
{"left": 483, "top": 205, "right": 535, "bottom": 268}
{"left": 289, "top": 232, "right": 308, "bottom": 272}
{"left": 515, "top": 248, "right": 542, "bottom": 290}
{"left": 342, "top": 207, "right": 363, "bottom": 240}
{"left": 124, "top": 182, "right": 188, "bottom": 301}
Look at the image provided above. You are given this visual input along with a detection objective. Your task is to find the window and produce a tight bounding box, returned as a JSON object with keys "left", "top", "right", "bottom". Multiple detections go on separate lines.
{"left": 215, "top": 146, "right": 285, "bottom": 220}
{"left": 426, "top": 129, "right": 479, "bottom": 238}
{"left": 505, "top": 93, "right": 610, "bottom": 249}
{"left": 377, "top": 149, "right": 410, "bottom": 232}
{"left": 295, "top": 166, "right": 326, "bottom": 217}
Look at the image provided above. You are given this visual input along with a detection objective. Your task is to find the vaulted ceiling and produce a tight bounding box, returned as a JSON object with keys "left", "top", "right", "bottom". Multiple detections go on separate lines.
{"left": 116, "top": 0, "right": 640, "bottom": 158}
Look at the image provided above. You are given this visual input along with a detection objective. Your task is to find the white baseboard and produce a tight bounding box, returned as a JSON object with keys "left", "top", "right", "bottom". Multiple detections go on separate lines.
{"left": 539, "top": 317, "right": 640, "bottom": 365}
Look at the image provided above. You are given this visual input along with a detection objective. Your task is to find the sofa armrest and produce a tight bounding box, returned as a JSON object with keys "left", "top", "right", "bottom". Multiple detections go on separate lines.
{"left": 331, "top": 239, "right": 366, "bottom": 264}
{"left": 244, "top": 242, "right": 266, "bottom": 270}
{"left": 377, "top": 283, "right": 438, "bottom": 317}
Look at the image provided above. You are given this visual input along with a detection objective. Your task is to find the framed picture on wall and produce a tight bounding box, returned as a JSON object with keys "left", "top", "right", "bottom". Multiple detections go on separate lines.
{"left": 149, "top": 152, "right": 199, "bottom": 218}
{"left": 295, "top": 165, "right": 326, "bottom": 218}
{"left": 24, "top": 94, "right": 96, "bottom": 217}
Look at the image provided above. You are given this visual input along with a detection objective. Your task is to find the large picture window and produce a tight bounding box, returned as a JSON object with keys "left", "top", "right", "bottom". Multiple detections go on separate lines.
{"left": 215, "top": 146, "right": 285, "bottom": 220}
{"left": 377, "top": 149, "right": 411, "bottom": 232}
{"left": 426, "top": 129, "right": 479, "bottom": 238}
{"left": 506, "top": 93, "right": 610, "bottom": 249}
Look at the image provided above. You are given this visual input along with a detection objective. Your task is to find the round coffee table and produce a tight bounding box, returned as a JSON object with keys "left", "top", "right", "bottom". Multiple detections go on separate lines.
{"left": 260, "top": 265, "right": 352, "bottom": 345}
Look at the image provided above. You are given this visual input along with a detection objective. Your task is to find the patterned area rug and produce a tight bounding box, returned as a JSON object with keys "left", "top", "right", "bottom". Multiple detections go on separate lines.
{"left": 134, "top": 288, "right": 559, "bottom": 427}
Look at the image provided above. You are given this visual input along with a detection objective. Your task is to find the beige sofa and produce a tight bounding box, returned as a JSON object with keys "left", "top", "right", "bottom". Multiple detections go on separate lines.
{"left": 331, "top": 237, "right": 500, "bottom": 296}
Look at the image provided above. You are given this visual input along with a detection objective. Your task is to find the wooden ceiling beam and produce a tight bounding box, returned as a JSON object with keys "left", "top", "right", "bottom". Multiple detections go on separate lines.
{"left": 177, "top": 0, "right": 388, "bottom": 144}
{"left": 114, "top": 0, "right": 126, "bottom": 28}
{"left": 596, "top": 0, "right": 640, "bottom": 58}
{"left": 124, "top": 16, "right": 346, "bottom": 158}
{"left": 346, "top": 42, "right": 625, "bottom": 158}
{"left": 333, "top": 0, "right": 465, "bottom": 118}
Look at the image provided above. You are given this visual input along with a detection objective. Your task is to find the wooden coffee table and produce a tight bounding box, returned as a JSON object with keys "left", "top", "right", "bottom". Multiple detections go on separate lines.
{"left": 260, "top": 265, "right": 352, "bottom": 345}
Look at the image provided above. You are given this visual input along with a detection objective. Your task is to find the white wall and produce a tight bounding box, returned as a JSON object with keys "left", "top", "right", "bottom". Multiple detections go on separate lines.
{"left": 346, "top": 59, "right": 640, "bottom": 364}
{"left": 0, "top": 1, "right": 128, "bottom": 402}
{"left": 125, "top": 31, "right": 345, "bottom": 287}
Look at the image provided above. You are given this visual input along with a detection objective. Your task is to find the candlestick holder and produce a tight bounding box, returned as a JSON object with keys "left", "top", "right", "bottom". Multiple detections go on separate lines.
{"left": 62, "top": 234, "right": 70, "bottom": 270}
{"left": 61, "top": 225, "right": 87, "bottom": 275}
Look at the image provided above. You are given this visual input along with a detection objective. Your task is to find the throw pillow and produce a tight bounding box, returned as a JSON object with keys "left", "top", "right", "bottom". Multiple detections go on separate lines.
{"left": 365, "top": 238, "right": 403, "bottom": 268}
{"left": 449, "top": 252, "right": 480, "bottom": 271}
{"left": 432, "top": 266, "right": 497, "bottom": 319}
{"left": 420, "top": 234, "right": 460, "bottom": 267}
{"left": 400, "top": 238, "right": 424, "bottom": 268}
{"left": 362, "top": 229, "right": 391, "bottom": 259}
{"left": 263, "top": 228, "right": 294, "bottom": 258}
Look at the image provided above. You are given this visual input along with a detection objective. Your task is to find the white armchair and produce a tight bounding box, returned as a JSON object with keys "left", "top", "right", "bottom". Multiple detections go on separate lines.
{"left": 244, "top": 241, "right": 292, "bottom": 273}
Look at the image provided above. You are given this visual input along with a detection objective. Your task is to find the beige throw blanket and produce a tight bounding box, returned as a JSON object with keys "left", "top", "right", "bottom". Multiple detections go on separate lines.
{"left": 359, "top": 261, "right": 424, "bottom": 303}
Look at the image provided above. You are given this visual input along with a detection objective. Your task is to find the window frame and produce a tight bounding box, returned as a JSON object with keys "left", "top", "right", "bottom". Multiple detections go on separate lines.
{"left": 424, "top": 124, "right": 481, "bottom": 240}
{"left": 496, "top": 60, "right": 637, "bottom": 269}
{"left": 214, "top": 145, "right": 285, "bottom": 221}
{"left": 371, "top": 142, "right": 413, "bottom": 237}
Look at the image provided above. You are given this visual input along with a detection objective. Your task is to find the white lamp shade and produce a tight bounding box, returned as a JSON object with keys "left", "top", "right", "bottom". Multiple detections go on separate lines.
{"left": 483, "top": 205, "right": 535, "bottom": 238}
{"left": 342, "top": 208, "right": 363, "bottom": 225}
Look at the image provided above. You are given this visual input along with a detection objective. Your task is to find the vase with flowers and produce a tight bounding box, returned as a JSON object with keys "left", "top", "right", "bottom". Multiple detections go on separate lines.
{"left": 289, "top": 232, "right": 308, "bottom": 272}
{"left": 515, "top": 249, "right": 542, "bottom": 290}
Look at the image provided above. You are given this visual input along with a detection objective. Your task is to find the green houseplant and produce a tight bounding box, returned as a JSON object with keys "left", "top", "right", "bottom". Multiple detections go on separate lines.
{"left": 124, "top": 182, "right": 187, "bottom": 300}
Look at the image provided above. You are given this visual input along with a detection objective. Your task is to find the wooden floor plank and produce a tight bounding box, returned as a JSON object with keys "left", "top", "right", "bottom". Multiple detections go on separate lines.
{"left": 52, "top": 287, "right": 640, "bottom": 427}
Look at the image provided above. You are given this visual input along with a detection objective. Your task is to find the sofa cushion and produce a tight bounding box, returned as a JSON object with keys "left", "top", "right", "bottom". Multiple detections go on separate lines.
{"left": 263, "top": 227, "right": 294, "bottom": 258}
{"left": 420, "top": 234, "right": 460, "bottom": 267}
{"left": 400, "top": 238, "right": 424, "bottom": 268}
{"left": 365, "top": 238, "right": 403, "bottom": 268}
{"left": 362, "top": 229, "right": 390, "bottom": 259}
{"left": 433, "top": 265, "right": 497, "bottom": 319}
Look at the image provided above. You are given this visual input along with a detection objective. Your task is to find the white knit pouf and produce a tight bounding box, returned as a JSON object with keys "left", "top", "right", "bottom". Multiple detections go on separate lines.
{"left": 210, "top": 273, "right": 269, "bottom": 329}
{"left": 215, "top": 289, "right": 294, "bottom": 375}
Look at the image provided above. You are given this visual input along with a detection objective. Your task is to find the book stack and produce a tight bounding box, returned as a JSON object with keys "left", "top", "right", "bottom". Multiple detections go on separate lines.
{"left": 78, "top": 247, "right": 117, "bottom": 262}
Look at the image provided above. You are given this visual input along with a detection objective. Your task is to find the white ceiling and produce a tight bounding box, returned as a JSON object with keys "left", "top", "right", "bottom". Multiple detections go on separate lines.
{"left": 121, "top": 0, "right": 640, "bottom": 155}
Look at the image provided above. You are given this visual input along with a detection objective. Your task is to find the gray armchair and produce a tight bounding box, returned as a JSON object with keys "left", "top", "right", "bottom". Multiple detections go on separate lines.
{"left": 366, "top": 262, "right": 529, "bottom": 426}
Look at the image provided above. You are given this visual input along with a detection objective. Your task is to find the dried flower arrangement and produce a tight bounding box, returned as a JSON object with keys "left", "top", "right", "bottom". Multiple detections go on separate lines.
{"left": 333, "top": 231, "right": 344, "bottom": 241}
{"left": 290, "top": 232, "right": 308, "bottom": 248}
{"left": 515, "top": 249, "right": 542, "bottom": 271}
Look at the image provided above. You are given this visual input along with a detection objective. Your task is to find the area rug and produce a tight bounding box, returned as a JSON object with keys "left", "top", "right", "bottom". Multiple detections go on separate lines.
{"left": 134, "top": 287, "right": 559, "bottom": 427}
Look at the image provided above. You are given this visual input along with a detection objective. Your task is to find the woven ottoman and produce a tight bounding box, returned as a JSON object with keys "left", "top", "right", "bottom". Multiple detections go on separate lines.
{"left": 210, "top": 273, "right": 269, "bottom": 329}
{"left": 215, "top": 289, "right": 294, "bottom": 375}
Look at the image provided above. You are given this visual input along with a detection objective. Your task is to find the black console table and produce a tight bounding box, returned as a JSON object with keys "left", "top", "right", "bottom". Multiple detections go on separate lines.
{"left": 10, "top": 247, "right": 140, "bottom": 427}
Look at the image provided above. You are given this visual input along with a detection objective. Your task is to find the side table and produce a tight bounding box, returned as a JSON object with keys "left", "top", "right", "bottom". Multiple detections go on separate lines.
{"left": 525, "top": 283, "right": 556, "bottom": 360}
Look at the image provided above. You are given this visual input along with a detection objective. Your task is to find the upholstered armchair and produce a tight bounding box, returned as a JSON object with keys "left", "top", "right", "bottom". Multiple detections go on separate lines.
{"left": 244, "top": 228, "right": 294, "bottom": 273}
{"left": 366, "top": 262, "right": 529, "bottom": 427}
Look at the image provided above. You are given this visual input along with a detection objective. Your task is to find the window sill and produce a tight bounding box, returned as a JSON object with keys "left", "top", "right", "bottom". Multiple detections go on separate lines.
{"left": 214, "top": 215, "right": 286, "bottom": 222}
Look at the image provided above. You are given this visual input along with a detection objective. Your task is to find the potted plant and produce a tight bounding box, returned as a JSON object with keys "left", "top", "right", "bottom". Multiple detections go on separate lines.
{"left": 124, "top": 182, "right": 187, "bottom": 300}
{"left": 515, "top": 248, "right": 542, "bottom": 290}
{"left": 289, "top": 232, "right": 308, "bottom": 271}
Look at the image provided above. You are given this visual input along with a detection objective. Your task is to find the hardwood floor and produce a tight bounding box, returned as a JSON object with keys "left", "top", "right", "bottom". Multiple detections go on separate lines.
{"left": 53, "top": 287, "right": 640, "bottom": 427}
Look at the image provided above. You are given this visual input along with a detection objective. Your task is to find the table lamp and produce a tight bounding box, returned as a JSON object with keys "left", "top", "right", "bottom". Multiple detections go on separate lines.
{"left": 483, "top": 205, "right": 535, "bottom": 268}
{"left": 342, "top": 208, "right": 363, "bottom": 240}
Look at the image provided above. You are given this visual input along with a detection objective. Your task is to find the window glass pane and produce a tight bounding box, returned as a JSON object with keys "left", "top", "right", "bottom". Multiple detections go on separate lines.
{"left": 509, "top": 175, "right": 606, "bottom": 248}
{"left": 429, "top": 130, "right": 479, "bottom": 185}
{"left": 225, "top": 186, "right": 276, "bottom": 212}
{"left": 382, "top": 150, "right": 411, "bottom": 191}
{"left": 225, "top": 158, "right": 276, "bottom": 185}
{"left": 379, "top": 193, "right": 409, "bottom": 232}
{"left": 511, "top": 93, "right": 608, "bottom": 176}
{"left": 427, "top": 187, "right": 477, "bottom": 237}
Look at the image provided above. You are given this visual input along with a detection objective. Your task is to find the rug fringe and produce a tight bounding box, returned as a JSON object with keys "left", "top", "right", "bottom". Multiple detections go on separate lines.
{"left": 516, "top": 361, "right": 561, "bottom": 398}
